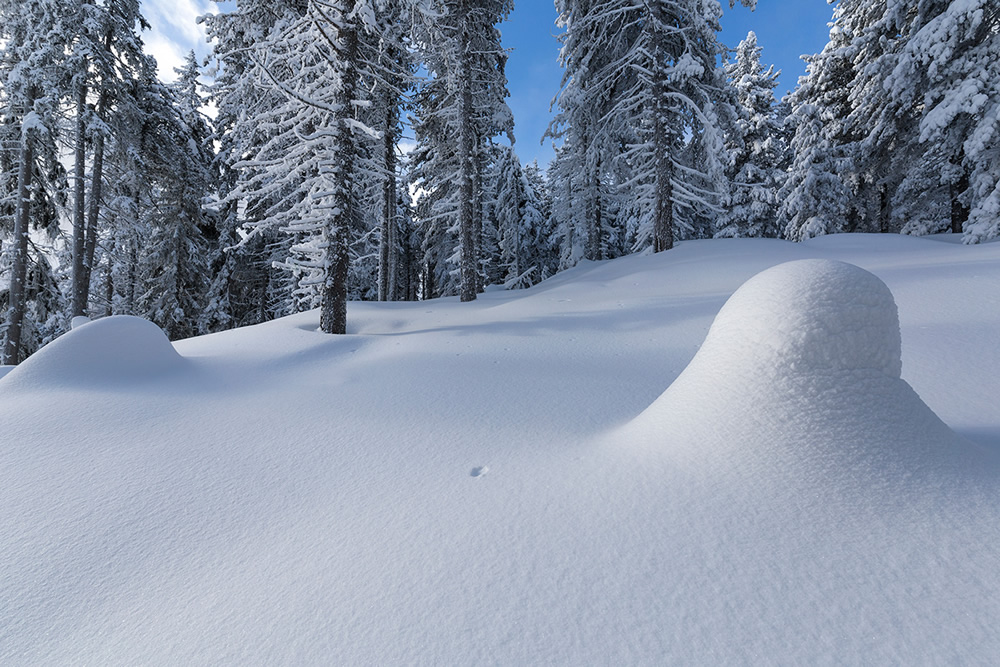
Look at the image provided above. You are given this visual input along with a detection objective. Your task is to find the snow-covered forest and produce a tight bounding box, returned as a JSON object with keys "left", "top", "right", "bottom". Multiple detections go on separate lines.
{"left": 3, "top": 1, "right": 1000, "bottom": 661}
{"left": 1, "top": 0, "right": 998, "bottom": 361}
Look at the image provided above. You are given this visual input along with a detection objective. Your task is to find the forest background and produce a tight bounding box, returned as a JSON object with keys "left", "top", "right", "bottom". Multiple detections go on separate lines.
{"left": 1, "top": 0, "right": 997, "bottom": 362}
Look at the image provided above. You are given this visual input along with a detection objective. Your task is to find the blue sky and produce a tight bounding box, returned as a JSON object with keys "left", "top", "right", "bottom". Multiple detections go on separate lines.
{"left": 501, "top": 0, "right": 836, "bottom": 166}
{"left": 145, "top": 0, "right": 836, "bottom": 167}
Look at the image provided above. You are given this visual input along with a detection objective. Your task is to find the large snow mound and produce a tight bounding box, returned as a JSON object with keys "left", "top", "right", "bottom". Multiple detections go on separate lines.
{"left": 703, "top": 258, "right": 902, "bottom": 379}
{"left": 623, "top": 259, "right": 981, "bottom": 477}
{"left": 0, "top": 315, "right": 184, "bottom": 392}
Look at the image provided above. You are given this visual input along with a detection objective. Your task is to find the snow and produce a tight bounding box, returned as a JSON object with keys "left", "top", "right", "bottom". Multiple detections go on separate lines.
{"left": 2, "top": 234, "right": 999, "bottom": 664}
{"left": 1, "top": 315, "right": 186, "bottom": 392}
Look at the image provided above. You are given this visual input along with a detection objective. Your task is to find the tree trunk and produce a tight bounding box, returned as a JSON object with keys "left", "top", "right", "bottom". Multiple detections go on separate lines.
{"left": 319, "top": 0, "right": 359, "bottom": 335}
{"left": 79, "top": 29, "right": 113, "bottom": 315}
{"left": 103, "top": 260, "right": 114, "bottom": 317}
{"left": 457, "top": 0, "right": 478, "bottom": 302}
{"left": 593, "top": 153, "right": 603, "bottom": 260}
{"left": 378, "top": 95, "right": 397, "bottom": 302}
{"left": 950, "top": 155, "right": 969, "bottom": 235}
{"left": 879, "top": 183, "right": 891, "bottom": 234}
{"left": 423, "top": 260, "right": 435, "bottom": 301}
{"left": 71, "top": 80, "right": 89, "bottom": 317}
{"left": 81, "top": 112, "right": 106, "bottom": 310}
{"left": 472, "top": 139, "right": 484, "bottom": 294}
{"left": 650, "top": 11, "right": 674, "bottom": 254}
{"left": 3, "top": 137, "right": 34, "bottom": 365}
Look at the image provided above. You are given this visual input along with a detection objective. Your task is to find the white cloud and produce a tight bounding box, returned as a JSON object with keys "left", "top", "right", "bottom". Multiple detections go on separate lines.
{"left": 141, "top": 0, "right": 215, "bottom": 81}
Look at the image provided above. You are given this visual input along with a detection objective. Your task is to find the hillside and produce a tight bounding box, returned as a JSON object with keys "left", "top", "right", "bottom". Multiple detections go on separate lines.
{"left": 2, "top": 234, "right": 998, "bottom": 664}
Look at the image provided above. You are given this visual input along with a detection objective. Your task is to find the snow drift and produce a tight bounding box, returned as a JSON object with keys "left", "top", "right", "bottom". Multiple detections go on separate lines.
{"left": 0, "top": 315, "right": 184, "bottom": 392}
{"left": 2, "top": 238, "right": 999, "bottom": 664}
{"left": 622, "top": 259, "right": 983, "bottom": 480}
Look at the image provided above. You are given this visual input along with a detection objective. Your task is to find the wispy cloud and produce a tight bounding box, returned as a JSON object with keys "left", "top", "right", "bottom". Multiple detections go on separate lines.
{"left": 142, "top": 0, "right": 215, "bottom": 81}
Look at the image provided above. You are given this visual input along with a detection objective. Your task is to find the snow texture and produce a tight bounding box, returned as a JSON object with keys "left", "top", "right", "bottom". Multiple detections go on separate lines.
{"left": 1, "top": 236, "right": 999, "bottom": 664}
{"left": 0, "top": 315, "right": 185, "bottom": 392}
{"left": 623, "top": 258, "right": 984, "bottom": 476}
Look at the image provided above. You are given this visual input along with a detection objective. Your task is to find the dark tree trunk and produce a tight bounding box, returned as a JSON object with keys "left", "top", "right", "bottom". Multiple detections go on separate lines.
{"left": 650, "top": 9, "right": 674, "bottom": 254}
{"left": 80, "top": 93, "right": 108, "bottom": 316}
{"left": 950, "top": 159, "right": 969, "bottom": 235}
{"left": 378, "top": 102, "right": 397, "bottom": 302}
{"left": 319, "top": 0, "right": 359, "bottom": 335}
{"left": 3, "top": 137, "right": 34, "bottom": 364}
{"left": 103, "top": 260, "right": 114, "bottom": 317}
{"left": 593, "top": 155, "right": 603, "bottom": 260}
{"left": 879, "top": 183, "right": 891, "bottom": 234}
{"left": 423, "top": 260, "right": 435, "bottom": 301}
{"left": 71, "top": 81, "right": 89, "bottom": 317}
{"left": 457, "top": 0, "right": 477, "bottom": 302}
{"left": 472, "top": 140, "right": 484, "bottom": 294}
{"left": 79, "top": 27, "right": 112, "bottom": 315}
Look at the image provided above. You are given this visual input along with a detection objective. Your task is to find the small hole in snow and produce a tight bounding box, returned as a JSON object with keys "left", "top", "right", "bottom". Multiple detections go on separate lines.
{"left": 470, "top": 466, "right": 489, "bottom": 478}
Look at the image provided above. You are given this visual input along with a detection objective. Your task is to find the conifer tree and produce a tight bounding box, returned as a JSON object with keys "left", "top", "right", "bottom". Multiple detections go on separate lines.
{"left": 410, "top": 0, "right": 514, "bottom": 301}
{"left": 551, "top": 0, "right": 755, "bottom": 258}
{"left": 781, "top": 17, "right": 858, "bottom": 240}
{"left": 68, "top": 0, "right": 154, "bottom": 318}
{"left": 0, "top": 0, "right": 68, "bottom": 363}
{"left": 716, "top": 31, "right": 785, "bottom": 239}
{"left": 890, "top": 0, "right": 1000, "bottom": 242}
{"left": 217, "top": 0, "right": 397, "bottom": 333}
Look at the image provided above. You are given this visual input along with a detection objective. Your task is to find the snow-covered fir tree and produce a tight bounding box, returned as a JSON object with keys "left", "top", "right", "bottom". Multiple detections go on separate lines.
{"left": 521, "top": 161, "right": 559, "bottom": 282}
{"left": 716, "top": 31, "right": 786, "bottom": 239}
{"left": 130, "top": 54, "right": 215, "bottom": 339}
{"left": 551, "top": 0, "right": 755, "bottom": 260}
{"left": 218, "top": 0, "right": 399, "bottom": 334}
{"left": 547, "top": 0, "right": 627, "bottom": 262}
{"left": 410, "top": 0, "right": 514, "bottom": 301}
{"left": 202, "top": 0, "right": 304, "bottom": 331}
{"left": 784, "top": 0, "right": 999, "bottom": 243}
{"left": 67, "top": 0, "right": 154, "bottom": 318}
{"left": 0, "top": 0, "right": 69, "bottom": 363}
{"left": 889, "top": 0, "right": 1000, "bottom": 242}
{"left": 781, "top": 15, "right": 858, "bottom": 241}
{"left": 494, "top": 146, "right": 542, "bottom": 288}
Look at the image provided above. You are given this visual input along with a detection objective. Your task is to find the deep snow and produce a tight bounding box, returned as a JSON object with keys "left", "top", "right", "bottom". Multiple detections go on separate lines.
{"left": 1, "top": 234, "right": 998, "bottom": 664}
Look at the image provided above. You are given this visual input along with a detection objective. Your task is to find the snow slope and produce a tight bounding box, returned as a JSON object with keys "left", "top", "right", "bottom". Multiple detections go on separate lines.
{"left": 1, "top": 235, "right": 998, "bottom": 664}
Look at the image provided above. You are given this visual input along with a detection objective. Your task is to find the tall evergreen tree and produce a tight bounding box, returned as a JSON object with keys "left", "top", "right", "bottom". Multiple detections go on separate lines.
{"left": 0, "top": 0, "right": 68, "bottom": 363}
{"left": 217, "top": 0, "right": 398, "bottom": 333}
{"left": 889, "top": 0, "right": 1000, "bottom": 242}
{"left": 551, "top": 0, "right": 755, "bottom": 259}
{"left": 131, "top": 55, "right": 215, "bottom": 339}
{"left": 716, "top": 31, "right": 786, "bottom": 239}
{"left": 202, "top": 0, "right": 303, "bottom": 331}
{"left": 784, "top": 0, "right": 998, "bottom": 243}
{"left": 69, "top": 0, "right": 154, "bottom": 318}
{"left": 410, "top": 0, "right": 514, "bottom": 301}
{"left": 781, "top": 15, "right": 858, "bottom": 240}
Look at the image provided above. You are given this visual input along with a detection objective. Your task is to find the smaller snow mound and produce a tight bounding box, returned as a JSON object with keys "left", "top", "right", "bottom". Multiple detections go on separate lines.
{"left": 0, "top": 315, "right": 184, "bottom": 392}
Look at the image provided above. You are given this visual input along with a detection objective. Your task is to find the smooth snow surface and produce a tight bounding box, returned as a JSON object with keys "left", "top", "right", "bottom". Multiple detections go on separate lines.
{"left": 2, "top": 236, "right": 999, "bottom": 664}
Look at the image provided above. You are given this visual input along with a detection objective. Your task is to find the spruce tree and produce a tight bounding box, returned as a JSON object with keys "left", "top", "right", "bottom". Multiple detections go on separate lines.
{"left": 716, "top": 31, "right": 785, "bottom": 239}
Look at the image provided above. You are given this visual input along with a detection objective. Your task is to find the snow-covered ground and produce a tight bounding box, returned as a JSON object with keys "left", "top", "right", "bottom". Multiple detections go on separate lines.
{"left": 2, "top": 234, "right": 998, "bottom": 664}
